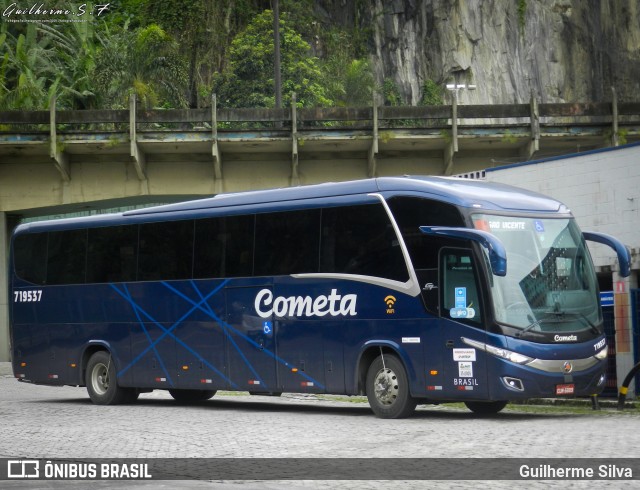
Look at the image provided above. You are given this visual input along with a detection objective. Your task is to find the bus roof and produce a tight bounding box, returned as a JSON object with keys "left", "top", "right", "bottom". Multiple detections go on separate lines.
{"left": 14, "top": 176, "right": 567, "bottom": 233}
{"left": 125, "top": 176, "right": 564, "bottom": 216}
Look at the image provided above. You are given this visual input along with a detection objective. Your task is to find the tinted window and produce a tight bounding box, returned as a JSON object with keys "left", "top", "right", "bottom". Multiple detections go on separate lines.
{"left": 388, "top": 197, "right": 464, "bottom": 270}
{"left": 441, "top": 248, "right": 482, "bottom": 326}
{"left": 320, "top": 204, "right": 408, "bottom": 282}
{"left": 87, "top": 225, "right": 138, "bottom": 283}
{"left": 14, "top": 233, "right": 47, "bottom": 285}
{"left": 255, "top": 209, "right": 320, "bottom": 276}
{"left": 138, "top": 220, "right": 194, "bottom": 281}
{"left": 47, "top": 229, "right": 87, "bottom": 285}
{"left": 194, "top": 215, "right": 255, "bottom": 278}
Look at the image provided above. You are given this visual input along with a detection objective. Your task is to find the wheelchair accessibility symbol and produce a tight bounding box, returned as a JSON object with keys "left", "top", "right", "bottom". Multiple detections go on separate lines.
{"left": 263, "top": 321, "right": 273, "bottom": 335}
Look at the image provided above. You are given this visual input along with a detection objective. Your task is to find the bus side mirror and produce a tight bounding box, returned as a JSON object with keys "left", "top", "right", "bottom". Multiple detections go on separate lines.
{"left": 583, "top": 231, "right": 631, "bottom": 278}
{"left": 419, "top": 226, "right": 507, "bottom": 277}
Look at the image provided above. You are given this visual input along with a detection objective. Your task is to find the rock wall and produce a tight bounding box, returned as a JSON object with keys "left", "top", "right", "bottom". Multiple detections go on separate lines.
{"left": 317, "top": 0, "right": 640, "bottom": 105}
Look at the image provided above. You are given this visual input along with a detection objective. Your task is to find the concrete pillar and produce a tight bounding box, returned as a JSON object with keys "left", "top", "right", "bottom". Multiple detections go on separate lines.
{"left": 0, "top": 212, "right": 9, "bottom": 361}
{"left": 613, "top": 270, "right": 637, "bottom": 398}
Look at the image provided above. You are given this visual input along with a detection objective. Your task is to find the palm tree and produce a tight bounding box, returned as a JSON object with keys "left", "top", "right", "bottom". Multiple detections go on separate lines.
{"left": 38, "top": 20, "right": 98, "bottom": 109}
{"left": 92, "top": 24, "right": 188, "bottom": 109}
{"left": 0, "top": 24, "right": 59, "bottom": 110}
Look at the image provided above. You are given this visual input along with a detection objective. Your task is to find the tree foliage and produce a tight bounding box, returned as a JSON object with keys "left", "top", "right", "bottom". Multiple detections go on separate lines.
{"left": 92, "top": 24, "right": 188, "bottom": 109}
{"left": 0, "top": 1, "right": 437, "bottom": 111}
{"left": 215, "top": 10, "right": 331, "bottom": 108}
{"left": 420, "top": 79, "right": 444, "bottom": 106}
{"left": 0, "top": 24, "right": 59, "bottom": 110}
{"left": 319, "top": 28, "right": 374, "bottom": 107}
{"left": 38, "top": 18, "right": 99, "bottom": 109}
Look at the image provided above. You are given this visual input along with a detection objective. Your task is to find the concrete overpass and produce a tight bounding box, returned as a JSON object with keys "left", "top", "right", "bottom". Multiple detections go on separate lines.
{"left": 1, "top": 95, "right": 639, "bottom": 360}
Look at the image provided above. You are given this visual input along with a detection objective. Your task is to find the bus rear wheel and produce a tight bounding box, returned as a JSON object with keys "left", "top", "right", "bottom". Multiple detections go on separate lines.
{"left": 366, "top": 354, "right": 417, "bottom": 419}
{"left": 465, "top": 400, "right": 508, "bottom": 415}
{"left": 168, "top": 389, "right": 216, "bottom": 402}
{"left": 85, "top": 351, "right": 136, "bottom": 405}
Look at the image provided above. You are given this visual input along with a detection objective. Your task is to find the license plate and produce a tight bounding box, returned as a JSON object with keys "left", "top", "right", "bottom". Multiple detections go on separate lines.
{"left": 556, "top": 383, "right": 575, "bottom": 395}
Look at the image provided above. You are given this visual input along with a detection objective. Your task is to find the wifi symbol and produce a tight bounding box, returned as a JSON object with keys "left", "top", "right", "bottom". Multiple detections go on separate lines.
{"left": 384, "top": 295, "right": 396, "bottom": 314}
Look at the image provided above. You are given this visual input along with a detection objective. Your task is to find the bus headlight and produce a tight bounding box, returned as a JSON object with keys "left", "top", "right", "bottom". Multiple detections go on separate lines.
{"left": 594, "top": 347, "right": 608, "bottom": 361}
{"left": 462, "top": 337, "right": 533, "bottom": 365}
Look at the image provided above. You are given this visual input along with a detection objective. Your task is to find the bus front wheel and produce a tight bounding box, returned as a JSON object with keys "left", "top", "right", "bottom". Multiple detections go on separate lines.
{"left": 366, "top": 354, "right": 417, "bottom": 419}
{"left": 465, "top": 400, "right": 508, "bottom": 415}
{"left": 86, "top": 351, "right": 136, "bottom": 405}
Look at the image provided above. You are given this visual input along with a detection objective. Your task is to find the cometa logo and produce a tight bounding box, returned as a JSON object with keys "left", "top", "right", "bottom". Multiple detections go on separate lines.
{"left": 255, "top": 289, "right": 358, "bottom": 319}
{"left": 385, "top": 295, "right": 396, "bottom": 314}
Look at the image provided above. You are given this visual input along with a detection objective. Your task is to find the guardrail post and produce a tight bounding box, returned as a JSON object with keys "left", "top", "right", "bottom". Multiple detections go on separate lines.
{"left": 368, "top": 95, "right": 379, "bottom": 178}
{"left": 49, "top": 95, "right": 71, "bottom": 182}
{"left": 129, "top": 94, "right": 148, "bottom": 183}
{"left": 444, "top": 91, "right": 458, "bottom": 175}
{"left": 212, "top": 93, "right": 223, "bottom": 193}
{"left": 611, "top": 86, "right": 619, "bottom": 147}
{"left": 291, "top": 92, "right": 299, "bottom": 186}
{"left": 522, "top": 93, "right": 540, "bottom": 160}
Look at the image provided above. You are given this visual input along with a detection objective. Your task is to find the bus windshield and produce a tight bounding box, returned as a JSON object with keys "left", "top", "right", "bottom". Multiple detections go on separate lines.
{"left": 473, "top": 214, "right": 602, "bottom": 337}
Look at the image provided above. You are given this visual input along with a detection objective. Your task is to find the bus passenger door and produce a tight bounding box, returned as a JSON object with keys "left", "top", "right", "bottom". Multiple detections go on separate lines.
{"left": 437, "top": 248, "right": 490, "bottom": 400}
{"left": 225, "top": 285, "right": 279, "bottom": 393}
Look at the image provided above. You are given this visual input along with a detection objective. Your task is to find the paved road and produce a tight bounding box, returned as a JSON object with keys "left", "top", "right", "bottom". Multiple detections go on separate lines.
{"left": 1, "top": 363, "right": 639, "bottom": 489}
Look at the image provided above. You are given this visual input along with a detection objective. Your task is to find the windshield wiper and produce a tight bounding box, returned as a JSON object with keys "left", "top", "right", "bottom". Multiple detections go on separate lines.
{"left": 576, "top": 313, "right": 600, "bottom": 335}
{"left": 516, "top": 315, "right": 543, "bottom": 337}
{"left": 540, "top": 311, "right": 600, "bottom": 335}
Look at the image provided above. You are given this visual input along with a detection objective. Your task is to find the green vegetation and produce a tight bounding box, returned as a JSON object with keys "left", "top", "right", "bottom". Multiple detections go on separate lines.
{"left": 382, "top": 78, "right": 402, "bottom": 106}
{"left": 214, "top": 10, "right": 330, "bottom": 108}
{"left": 501, "top": 129, "right": 519, "bottom": 144}
{"left": 93, "top": 24, "right": 188, "bottom": 109}
{"left": 0, "top": 0, "right": 440, "bottom": 111}
{"left": 0, "top": 24, "right": 58, "bottom": 110}
{"left": 518, "top": 0, "right": 527, "bottom": 36}
{"left": 421, "top": 79, "right": 444, "bottom": 106}
{"left": 319, "top": 27, "right": 375, "bottom": 107}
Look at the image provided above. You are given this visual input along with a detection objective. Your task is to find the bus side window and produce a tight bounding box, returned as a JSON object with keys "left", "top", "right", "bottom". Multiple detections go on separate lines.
{"left": 440, "top": 249, "right": 482, "bottom": 325}
{"left": 47, "top": 229, "right": 87, "bottom": 285}
{"left": 254, "top": 209, "right": 320, "bottom": 276}
{"left": 386, "top": 196, "right": 466, "bottom": 314}
{"left": 138, "top": 220, "right": 194, "bottom": 281}
{"left": 320, "top": 204, "right": 408, "bottom": 282}
{"left": 194, "top": 215, "right": 255, "bottom": 279}
{"left": 14, "top": 233, "right": 48, "bottom": 285}
{"left": 87, "top": 225, "right": 138, "bottom": 283}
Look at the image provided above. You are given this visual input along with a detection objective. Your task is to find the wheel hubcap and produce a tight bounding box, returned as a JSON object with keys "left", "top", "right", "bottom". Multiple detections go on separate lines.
{"left": 92, "top": 364, "right": 109, "bottom": 395}
{"left": 374, "top": 367, "right": 399, "bottom": 405}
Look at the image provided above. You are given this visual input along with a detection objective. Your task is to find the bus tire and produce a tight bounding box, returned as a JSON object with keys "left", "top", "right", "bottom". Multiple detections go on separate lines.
{"left": 465, "top": 400, "right": 508, "bottom": 415}
{"left": 85, "top": 351, "right": 133, "bottom": 405}
{"left": 168, "top": 389, "right": 216, "bottom": 402}
{"left": 122, "top": 389, "right": 140, "bottom": 404}
{"left": 366, "top": 354, "right": 417, "bottom": 419}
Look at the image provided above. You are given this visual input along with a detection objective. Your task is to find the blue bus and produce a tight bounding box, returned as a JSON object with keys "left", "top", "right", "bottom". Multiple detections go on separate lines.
{"left": 9, "top": 176, "right": 631, "bottom": 418}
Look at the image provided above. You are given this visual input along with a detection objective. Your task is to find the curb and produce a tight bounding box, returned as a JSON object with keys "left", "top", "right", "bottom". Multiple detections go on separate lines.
{"left": 511, "top": 397, "right": 636, "bottom": 409}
